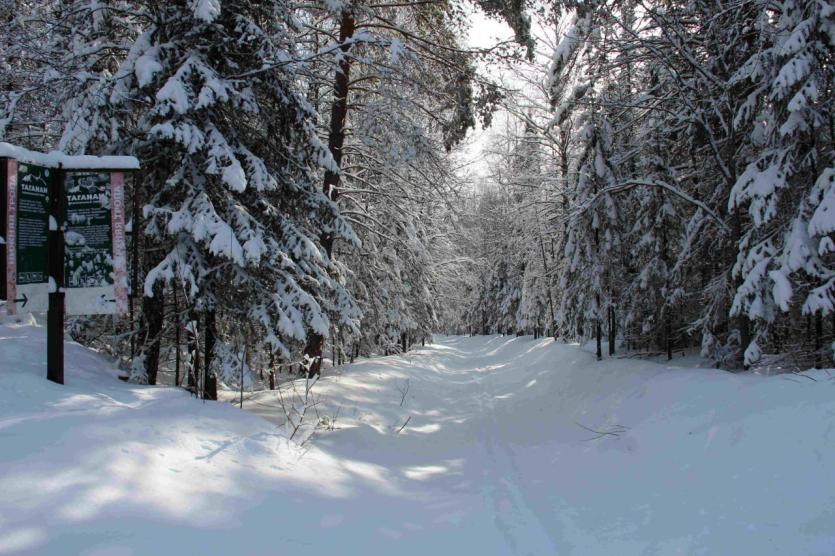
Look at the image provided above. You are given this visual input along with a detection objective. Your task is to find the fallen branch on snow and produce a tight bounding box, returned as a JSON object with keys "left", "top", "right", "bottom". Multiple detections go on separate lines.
{"left": 575, "top": 421, "right": 629, "bottom": 441}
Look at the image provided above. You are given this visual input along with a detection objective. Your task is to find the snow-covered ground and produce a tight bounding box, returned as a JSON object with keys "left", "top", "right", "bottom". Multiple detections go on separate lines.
{"left": 2, "top": 323, "right": 834, "bottom": 555}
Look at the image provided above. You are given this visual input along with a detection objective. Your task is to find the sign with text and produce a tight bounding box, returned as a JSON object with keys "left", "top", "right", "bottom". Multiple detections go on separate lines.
{"left": 1, "top": 142, "right": 138, "bottom": 384}
{"left": 63, "top": 171, "right": 128, "bottom": 315}
{"left": 5, "top": 160, "right": 50, "bottom": 314}
{"left": 3, "top": 164, "right": 128, "bottom": 315}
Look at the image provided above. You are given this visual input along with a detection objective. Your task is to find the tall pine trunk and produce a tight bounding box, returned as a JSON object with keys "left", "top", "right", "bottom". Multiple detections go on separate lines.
{"left": 173, "top": 287, "right": 181, "bottom": 387}
{"left": 302, "top": 9, "right": 355, "bottom": 378}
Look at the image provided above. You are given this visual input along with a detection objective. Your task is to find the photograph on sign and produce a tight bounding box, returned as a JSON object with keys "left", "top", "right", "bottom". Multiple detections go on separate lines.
{"left": 6, "top": 161, "right": 50, "bottom": 314}
{"left": 64, "top": 172, "right": 128, "bottom": 315}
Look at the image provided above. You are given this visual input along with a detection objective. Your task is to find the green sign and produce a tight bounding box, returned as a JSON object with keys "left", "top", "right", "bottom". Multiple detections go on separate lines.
{"left": 63, "top": 173, "right": 113, "bottom": 289}
{"left": 16, "top": 164, "right": 50, "bottom": 285}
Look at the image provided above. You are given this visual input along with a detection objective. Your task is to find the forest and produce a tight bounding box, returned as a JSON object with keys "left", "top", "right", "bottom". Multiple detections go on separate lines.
{"left": 1, "top": 0, "right": 834, "bottom": 394}
{"left": 2, "top": 1, "right": 835, "bottom": 554}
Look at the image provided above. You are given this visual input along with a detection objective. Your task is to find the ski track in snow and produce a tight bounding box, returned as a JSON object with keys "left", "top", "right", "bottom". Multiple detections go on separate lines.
{"left": 475, "top": 367, "right": 558, "bottom": 555}
{"left": 2, "top": 325, "right": 835, "bottom": 555}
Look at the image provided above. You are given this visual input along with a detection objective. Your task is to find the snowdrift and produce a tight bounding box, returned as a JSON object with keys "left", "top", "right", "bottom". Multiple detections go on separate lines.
{"left": 1, "top": 323, "right": 834, "bottom": 555}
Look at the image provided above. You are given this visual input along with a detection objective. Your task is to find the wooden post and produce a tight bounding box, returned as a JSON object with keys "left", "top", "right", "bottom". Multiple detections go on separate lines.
{"left": 47, "top": 168, "right": 65, "bottom": 384}
{"left": 129, "top": 179, "right": 140, "bottom": 359}
{"left": 0, "top": 158, "right": 7, "bottom": 301}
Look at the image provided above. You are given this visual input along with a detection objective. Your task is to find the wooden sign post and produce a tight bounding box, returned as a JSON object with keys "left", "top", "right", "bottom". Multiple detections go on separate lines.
{"left": 48, "top": 167, "right": 65, "bottom": 384}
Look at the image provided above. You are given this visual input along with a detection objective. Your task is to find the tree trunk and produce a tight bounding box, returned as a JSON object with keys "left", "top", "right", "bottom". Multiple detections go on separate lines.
{"left": 173, "top": 287, "right": 180, "bottom": 387}
{"left": 140, "top": 281, "right": 164, "bottom": 385}
{"left": 187, "top": 309, "right": 200, "bottom": 389}
{"left": 732, "top": 202, "right": 751, "bottom": 367}
{"left": 302, "top": 8, "right": 356, "bottom": 378}
{"left": 204, "top": 310, "right": 218, "bottom": 401}
{"left": 595, "top": 302, "right": 602, "bottom": 361}
{"left": 608, "top": 306, "right": 615, "bottom": 356}
{"left": 815, "top": 312, "right": 823, "bottom": 369}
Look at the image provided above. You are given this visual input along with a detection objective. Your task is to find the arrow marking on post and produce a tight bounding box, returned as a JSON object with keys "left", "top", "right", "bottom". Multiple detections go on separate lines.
{"left": 14, "top": 293, "right": 28, "bottom": 307}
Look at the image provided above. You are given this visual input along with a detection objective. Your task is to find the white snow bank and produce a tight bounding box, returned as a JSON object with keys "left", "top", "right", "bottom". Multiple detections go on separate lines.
{"left": 1, "top": 325, "right": 834, "bottom": 555}
{"left": 0, "top": 142, "right": 139, "bottom": 170}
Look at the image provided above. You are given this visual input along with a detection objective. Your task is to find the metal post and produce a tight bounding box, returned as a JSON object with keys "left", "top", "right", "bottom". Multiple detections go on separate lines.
{"left": 47, "top": 167, "right": 65, "bottom": 384}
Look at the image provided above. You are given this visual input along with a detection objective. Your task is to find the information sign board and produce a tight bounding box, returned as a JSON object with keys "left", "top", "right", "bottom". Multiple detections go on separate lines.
{"left": 63, "top": 171, "right": 128, "bottom": 315}
{"left": 6, "top": 161, "right": 50, "bottom": 314}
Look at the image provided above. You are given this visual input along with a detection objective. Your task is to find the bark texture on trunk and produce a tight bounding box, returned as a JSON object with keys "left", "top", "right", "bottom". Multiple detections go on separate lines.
{"left": 140, "top": 281, "right": 164, "bottom": 385}
{"left": 204, "top": 310, "right": 218, "bottom": 401}
{"left": 302, "top": 9, "right": 356, "bottom": 378}
{"left": 187, "top": 310, "right": 200, "bottom": 389}
{"left": 174, "top": 287, "right": 181, "bottom": 387}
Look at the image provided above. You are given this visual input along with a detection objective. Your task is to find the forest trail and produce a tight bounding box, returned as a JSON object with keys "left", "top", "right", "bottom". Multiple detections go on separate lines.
{"left": 2, "top": 325, "right": 835, "bottom": 555}
{"left": 239, "top": 335, "right": 565, "bottom": 553}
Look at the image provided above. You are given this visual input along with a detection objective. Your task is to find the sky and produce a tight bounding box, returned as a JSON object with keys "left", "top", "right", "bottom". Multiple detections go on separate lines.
{"left": 460, "top": 11, "right": 515, "bottom": 187}
{"left": 461, "top": 8, "right": 561, "bottom": 190}
{"left": 467, "top": 9, "right": 515, "bottom": 50}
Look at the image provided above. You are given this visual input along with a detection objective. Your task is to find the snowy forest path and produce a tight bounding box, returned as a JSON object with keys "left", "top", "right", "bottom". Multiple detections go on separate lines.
{"left": 4, "top": 326, "right": 835, "bottom": 555}
{"left": 236, "top": 334, "right": 572, "bottom": 554}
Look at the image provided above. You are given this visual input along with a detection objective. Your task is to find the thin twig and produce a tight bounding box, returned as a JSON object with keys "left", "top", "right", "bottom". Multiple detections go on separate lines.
{"left": 396, "top": 415, "right": 411, "bottom": 434}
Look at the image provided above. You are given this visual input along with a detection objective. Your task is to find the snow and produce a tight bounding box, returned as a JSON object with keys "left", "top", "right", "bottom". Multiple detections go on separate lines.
{"left": 0, "top": 143, "right": 139, "bottom": 171}
{"left": 1, "top": 326, "right": 834, "bottom": 554}
{"left": 323, "top": 0, "right": 347, "bottom": 12}
{"left": 221, "top": 160, "right": 247, "bottom": 192}
{"left": 809, "top": 167, "right": 835, "bottom": 237}
{"left": 134, "top": 46, "right": 163, "bottom": 88}
{"left": 192, "top": 0, "right": 222, "bottom": 23}
{"left": 547, "top": 12, "right": 583, "bottom": 94}
{"left": 770, "top": 269, "right": 793, "bottom": 311}
{"left": 156, "top": 64, "right": 192, "bottom": 115}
